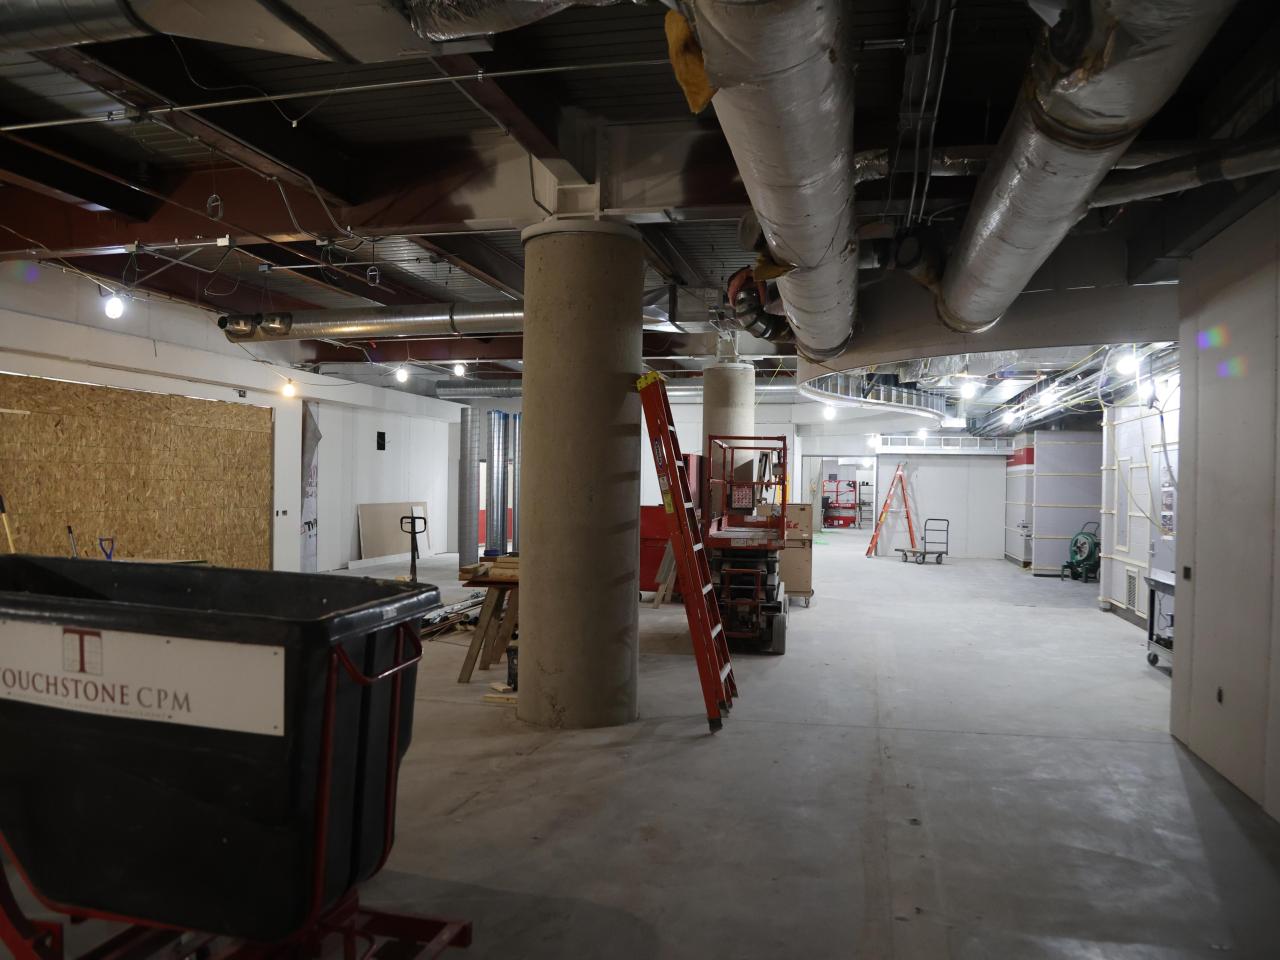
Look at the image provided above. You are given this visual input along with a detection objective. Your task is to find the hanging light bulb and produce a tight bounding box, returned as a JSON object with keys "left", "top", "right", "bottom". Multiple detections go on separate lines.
{"left": 822, "top": 405, "right": 836, "bottom": 420}
{"left": 282, "top": 380, "right": 297, "bottom": 398}
{"left": 959, "top": 379, "right": 978, "bottom": 400}
{"left": 395, "top": 366, "right": 409, "bottom": 383}
{"left": 1116, "top": 350, "right": 1138, "bottom": 376}
{"left": 104, "top": 295, "right": 124, "bottom": 319}
{"left": 453, "top": 362, "right": 466, "bottom": 377}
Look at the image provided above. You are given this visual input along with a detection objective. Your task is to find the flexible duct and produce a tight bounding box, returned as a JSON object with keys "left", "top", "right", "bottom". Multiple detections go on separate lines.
{"left": 220, "top": 303, "right": 525, "bottom": 342}
{"left": 688, "top": 0, "right": 856, "bottom": 361}
{"left": 485, "top": 411, "right": 507, "bottom": 553}
{"left": 510, "top": 412, "right": 522, "bottom": 553}
{"left": 936, "top": 0, "right": 1237, "bottom": 334}
{"left": 458, "top": 406, "right": 480, "bottom": 567}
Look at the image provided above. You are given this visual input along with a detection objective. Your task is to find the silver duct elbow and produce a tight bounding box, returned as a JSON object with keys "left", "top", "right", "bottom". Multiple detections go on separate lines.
{"left": 688, "top": 0, "right": 856, "bottom": 361}
{"left": 937, "top": 0, "right": 1237, "bottom": 334}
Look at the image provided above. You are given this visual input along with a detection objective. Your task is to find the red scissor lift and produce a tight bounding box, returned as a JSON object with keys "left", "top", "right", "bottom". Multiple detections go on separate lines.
{"left": 703, "top": 435, "right": 789, "bottom": 655}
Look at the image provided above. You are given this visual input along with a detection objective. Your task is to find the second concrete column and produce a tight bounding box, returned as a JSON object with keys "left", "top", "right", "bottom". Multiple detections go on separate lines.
{"left": 518, "top": 220, "right": 645, "bottom": 728}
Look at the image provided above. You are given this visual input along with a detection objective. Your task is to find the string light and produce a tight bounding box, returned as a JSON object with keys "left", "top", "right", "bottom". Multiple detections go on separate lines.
{"left": 452, "top": 362, "right": 466, "bottom": 377}
{"left": 959, "top": 380, "right": 977, "bottom": 399}
{"left": 1116, "top": 350, "right": 1138, "bottom": 375}
{"left": 916, "top": 427, "right": 928, "bottom": 439}
{"left": 1003, "top": 409, "right": 1018, "bottom": 424}
{"left": 104, "top": 295, "right": 124, "bottom": 319}
{"left": 395, "top": 366, "right": 409, "bottom": 383}
{"left": 822, "top": 405, "right": 836, "bottom": 420}
{"left": 282, "top": 380, "right": 297, "bottom": 398}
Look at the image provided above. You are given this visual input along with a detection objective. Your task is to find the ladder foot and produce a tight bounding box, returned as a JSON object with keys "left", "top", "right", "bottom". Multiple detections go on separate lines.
{"left": 708, "top": 717, "right": 723, "bottom": 732}
{"left": 718, "top": 700, "right": 731, "bottom": 713}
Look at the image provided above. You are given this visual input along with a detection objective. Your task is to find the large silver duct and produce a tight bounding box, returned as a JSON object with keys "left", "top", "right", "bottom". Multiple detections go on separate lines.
{"left": 220, "top": 303, "right": 524, "bottom": 342}
{"left": 485, "top": 411, "right": 507, "bottom": 554}
{"left": 458, "top": 406, "right": 480, "bottom": 567}
{"left": 509, "top": 412, "right": 522, "bottom": 553}
{"left": 688, "top": 0, "right": 855, "bottom": 361}
{"left": 936, "top": 0, "right": 1237, "bottom": 334}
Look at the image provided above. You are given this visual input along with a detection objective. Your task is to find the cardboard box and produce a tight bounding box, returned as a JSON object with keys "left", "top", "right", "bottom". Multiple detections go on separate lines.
{"left": 784, "top": 502, "right": 814, "bottom": 539}
{"left": 780, "top": 536, "right": 813, "bottom": 594}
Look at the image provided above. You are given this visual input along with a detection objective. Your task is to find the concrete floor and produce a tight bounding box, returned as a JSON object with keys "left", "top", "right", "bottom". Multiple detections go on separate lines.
{"left": 349, "top": 530, "right": 1280, "bottom": 959}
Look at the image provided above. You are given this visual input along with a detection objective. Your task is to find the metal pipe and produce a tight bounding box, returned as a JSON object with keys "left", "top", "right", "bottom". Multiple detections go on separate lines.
{"left": 509, "top": 412, "right": 522, "bottom": 553}
{"left": 458, "top": 406, "right": 480, "bottom": 567}
{"left": 936, "top": 0, "right": 1237, "bottom": 334}
{"left": 0, "top": 58, "right": 672, "bottom": 134}
{"left": 1090, "top": 136, "right": 1280, "bottom": 208}
{"left": 220, "top": 302, "right": 524, "bottom": 341}
{"left": 689, "top": 0, "right": 856, "bottom": 361}
{"left": 433, "top": 379, "right": 798, "bottom": 399}
{"left": 485, "top": 411, "right": 506, "bottom": 554}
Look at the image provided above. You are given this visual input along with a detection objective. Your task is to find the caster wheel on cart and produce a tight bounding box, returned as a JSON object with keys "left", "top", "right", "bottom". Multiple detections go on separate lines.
{"left": 1147, "top": 651, "right": 1160, "bottom": 667}
{"left": 935, "top": 554, "right": 943, "bottom": 564}
{"left": 766, "top": 613, "right": 787, "bottom": 655}
{"left": 916, "top": 553, "right": 926, "bottom": 565}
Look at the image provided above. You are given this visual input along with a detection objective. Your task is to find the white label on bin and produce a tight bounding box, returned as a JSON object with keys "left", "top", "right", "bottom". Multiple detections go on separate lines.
{"left": 0, "top": 621, "right": 285, "bottom": 736}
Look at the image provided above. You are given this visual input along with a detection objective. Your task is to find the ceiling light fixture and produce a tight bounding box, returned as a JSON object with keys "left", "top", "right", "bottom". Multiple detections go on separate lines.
{"left": 822, "top": 405, "right": 836, "bottom": 420}
{"left": 1037, "top": 388, "right": 1056, "bottom": 408}
{"left": 1115, "top": 350, "right": 1138, "bottom": 376}
{"left": 959, "top": 380, "right": 978, "bottom": 399}
{"left": 1137, "top": 378, "right": 1154, "bottom": 401}
{"left": 1003, "top": 409, "right": 1018, "bottom": 425}
{"left": 395, "top": 366, "right": 409, "bottom": 383}
{"left": 452, "top": 362, "right": 466, "bottom": 377}
{"left": 282, "top": 380, "right": 297, "bottom": 398}
{"left": 104, "top": 295, "right": 124, "bottom": 319}
{"left": 916, "top": 427, "right": 928, "bottom": 440}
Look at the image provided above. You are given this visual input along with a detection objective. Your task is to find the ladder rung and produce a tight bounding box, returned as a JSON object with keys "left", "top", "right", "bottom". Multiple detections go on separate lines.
{"left": 719, "top": 662, "right": 732, "bottom": 681}
{"left": 702, "top": 582, "right": 713, "bottom": 595}
{"left": 693, "top": 542, "right": 703, "bottom": 552}
{"left": 711, "top": 623, "right": 722, "bottom": 637}
{"left": 684, "top": 501, "right": 694, "bottom": 508}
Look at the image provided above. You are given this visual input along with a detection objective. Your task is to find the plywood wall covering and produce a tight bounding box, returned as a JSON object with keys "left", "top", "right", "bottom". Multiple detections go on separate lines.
{"left": 0, "top": 373, "right": 273, "bottom": 568}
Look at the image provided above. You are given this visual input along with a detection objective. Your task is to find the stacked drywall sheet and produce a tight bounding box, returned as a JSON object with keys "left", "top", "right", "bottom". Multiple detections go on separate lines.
{"left": 780, "top": 502, "right": 813, "bottom": 596}
{"left": 1030, "top": 430, "right": 1103, "bottom": 575}
{"left": 357, "top": 502, "right": 428, "bottom": 561}
{"left": 1004, "top": 433, "right": 1033, "bottom": 566}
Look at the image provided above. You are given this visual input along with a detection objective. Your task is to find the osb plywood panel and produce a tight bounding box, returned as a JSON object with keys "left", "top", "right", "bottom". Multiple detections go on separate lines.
{"left": 0, "top": 373, "right": 273, "bottom": 568}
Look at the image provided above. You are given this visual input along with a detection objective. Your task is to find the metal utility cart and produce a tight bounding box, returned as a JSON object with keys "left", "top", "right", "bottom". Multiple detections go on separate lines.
{"left": 0, "top": 556, "right": 472, "bottom": 960}
{"left": 704, "top": 434, "right": 789, "bottom": 654}
{"left": 896, "top": 518, "right": 950, "bottom": 564}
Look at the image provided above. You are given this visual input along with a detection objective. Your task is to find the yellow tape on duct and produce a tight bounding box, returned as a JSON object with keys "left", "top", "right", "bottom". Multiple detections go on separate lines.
{"left": 665, "top": 10, "right": 716, "bottom": 114}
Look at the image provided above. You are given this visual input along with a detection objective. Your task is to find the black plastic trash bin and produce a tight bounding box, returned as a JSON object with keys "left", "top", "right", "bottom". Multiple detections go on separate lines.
{"left": 0, "top": 555, "right": 440, "bottom": 942}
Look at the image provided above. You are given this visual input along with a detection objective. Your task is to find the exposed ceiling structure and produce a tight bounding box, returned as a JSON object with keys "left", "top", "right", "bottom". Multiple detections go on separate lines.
{"left": 1, "top": 0, "right": 1277, "bottom": 422}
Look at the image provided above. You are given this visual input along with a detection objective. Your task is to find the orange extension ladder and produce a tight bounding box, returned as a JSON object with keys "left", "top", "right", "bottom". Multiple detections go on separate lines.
{"left": 866, "top": 461, "right": 917, "bottom": 558}
{"left": 637, "top": 372, "right": 737, "bottom": 732}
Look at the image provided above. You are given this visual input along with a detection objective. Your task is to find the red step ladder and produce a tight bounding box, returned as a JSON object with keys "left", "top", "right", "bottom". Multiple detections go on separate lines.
{"left": 866, "top": 461, "right": 917, "bottom": 558}
{"left": 637, "top": 372, "right": 737, "bottom": 731}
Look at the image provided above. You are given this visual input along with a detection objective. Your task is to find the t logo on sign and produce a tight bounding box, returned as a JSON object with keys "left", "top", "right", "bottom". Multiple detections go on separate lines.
{"left": 62, "top": 627, "right": 104, "bottom": 676}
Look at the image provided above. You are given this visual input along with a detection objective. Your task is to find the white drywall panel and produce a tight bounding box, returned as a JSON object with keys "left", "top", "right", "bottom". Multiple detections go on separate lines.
{"left": 874, "top": 455, "right": 1005, "bottom": 559}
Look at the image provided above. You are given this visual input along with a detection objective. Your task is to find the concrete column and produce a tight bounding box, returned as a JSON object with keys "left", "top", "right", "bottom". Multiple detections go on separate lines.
{"left": 518, "top": 220, "right": 645, "bottom": 728}
{"left": 702, "top": 361, "right": 756, "bottom": 513}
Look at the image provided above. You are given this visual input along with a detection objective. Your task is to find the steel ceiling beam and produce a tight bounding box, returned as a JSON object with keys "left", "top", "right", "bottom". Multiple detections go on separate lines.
{"left": 239, "top": 243, "right": 449, "bottom": 306}
{"left": 64, "top": 253, "right": 321, "bottom": 315}
{"left": 34, "top": 43, "right": 355, "bottom": 204}
{"left": 0, "top": 133, "right": 163, "bottom": 222}
{"left": 410, "top": 235, "right": 523, "bottom": 297}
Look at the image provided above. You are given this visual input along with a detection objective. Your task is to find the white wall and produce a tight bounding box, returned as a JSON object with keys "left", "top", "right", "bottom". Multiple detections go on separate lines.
{"left": 873, "top": 455, "right": 1005, "bottom": 559}
{"left": 1173, "top": 194, "right": 1280, "bottom": 822}
{"left": 315, "top": 406, "right": 452, "bottom": 570}
{"left": 0, "top": 263, "right": 460, "bottom": 573}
